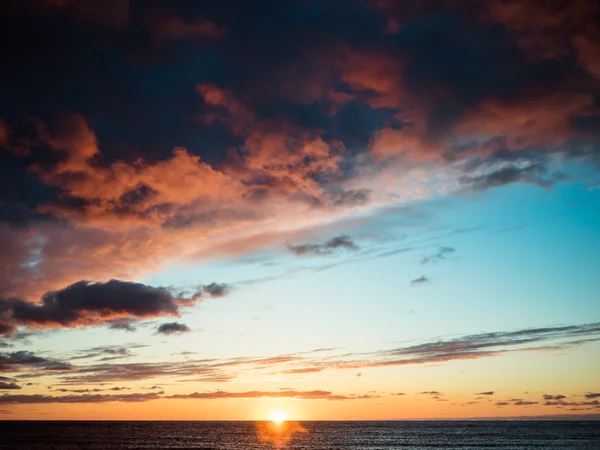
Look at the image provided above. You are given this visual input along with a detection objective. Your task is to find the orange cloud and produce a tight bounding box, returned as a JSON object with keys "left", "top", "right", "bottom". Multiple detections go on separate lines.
{"left": 454, "top": 93, "right": 594, "bottom": 150}
{"left": 340, "top": 49, "right": 404, "bottom": 109}
{"left": 482, "top": 0, "right": 600, "bottom": 74}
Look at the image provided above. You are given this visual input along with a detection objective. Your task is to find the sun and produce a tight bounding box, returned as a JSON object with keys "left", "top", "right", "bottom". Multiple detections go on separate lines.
{"left": 268, "top": 410, "right": 287, "bottom": 424}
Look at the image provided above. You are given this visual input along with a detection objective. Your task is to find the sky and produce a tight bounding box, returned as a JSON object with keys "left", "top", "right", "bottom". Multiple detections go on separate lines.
{"left": 0, "top": 0, "right": 599, "bottom": 421}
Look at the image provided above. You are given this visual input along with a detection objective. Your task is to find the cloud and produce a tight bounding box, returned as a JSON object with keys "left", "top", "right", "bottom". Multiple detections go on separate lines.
{"left": 201, "top": 283, "right": 230, "bottom": 298}
{"left": 420, "top": 246, "right": 456, "bottom": 264}
{"left": 70, "top": 345, "right": 142, "bottom": 361}
{"left": 108, "top": 318, "right": 137, "bottom": 332}
{"left": 0, "top": 279, "right": 225, "bottom": 336}
{"left": 0, "top": 351, "right": 72, "bottom": 373}
{"left": 475, "top": 391, "right": 495, "bottom": 396}
{"left": 0, "top": 389, "right": 378, "bottom": 405}
{"left": 0, "top": 392, "right": 161, "bottom": 404}
{"left": 544, "top": 400, "right": 600, "bottom": 408}
{"left": 53, "top": 360, "right": 232, "bottom": 384}
{"left": 544, "top": 394, "right": 566, "bottom": 400}
{"left": 49, "top": 386, "right": 129, "bottom": 393}
{"left": 0, "top": 381, "right": 21, "bottom": 390}
{"left": 410, "top": 275, "right": 429, "bottom": 286}
{"left": 152, "top": 17, "right": 228, "bottom": 41}
{"left": 3, "top": 322, "right": 599, "bottom": 389}
{"left": 156, "top": 322, "right": 191, "bottom": 335}
{"left": 2, "top": 0, "right": 599, "bottom": 304}
{"left": 459, "top": 164, "right": 559, "bottom": 191}
{"left": 496, "top": 399, "right": 538, "bottom": 406}
{"left": 585, "top": 393, "right": 600, "bottom": 399}
{"left": 287, "top": 235, "right": 359, "bottom": 256}
{"left": 166, "top": 389, "right": 377, "bottom": 401}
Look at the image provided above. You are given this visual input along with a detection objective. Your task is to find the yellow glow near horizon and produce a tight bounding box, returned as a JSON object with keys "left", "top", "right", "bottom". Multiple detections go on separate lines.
{"left": 268, "top": 410, "right": 287, "bottom": 424}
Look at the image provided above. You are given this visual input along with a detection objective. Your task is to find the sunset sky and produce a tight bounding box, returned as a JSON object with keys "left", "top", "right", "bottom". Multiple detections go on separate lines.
{"left": 1, "top": 0, "right": 599, "bottom": 421}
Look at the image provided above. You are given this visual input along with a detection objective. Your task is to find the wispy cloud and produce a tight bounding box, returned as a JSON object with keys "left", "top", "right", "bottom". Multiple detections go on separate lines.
{"left": 4, "top": 322, "right": 599, "bottom": 388}
{"left": 0, "top": 392, "right": 162, "bottom": 404}
{"left": 287, "top": 235, "right": 359, "bottom": 256}
{"left": 420, "top": 246, "right": 455, "bottom": 265}
{"left": 0, "top": 351, "right": 72, "bottom": 373}
{"left": 166, "top": 390, "right": 377, "bottom": 401}
{"left": 410, "top": 275, "right": 429, "bottom": 286}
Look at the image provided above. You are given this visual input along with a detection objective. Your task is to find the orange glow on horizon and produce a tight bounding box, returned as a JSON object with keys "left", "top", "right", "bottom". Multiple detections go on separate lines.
{"left": 268, "top": 409, "right": 288, "bottom": 424}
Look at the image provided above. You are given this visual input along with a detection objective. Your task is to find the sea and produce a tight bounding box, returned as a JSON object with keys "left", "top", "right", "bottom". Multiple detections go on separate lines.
{"left": 1, "top": 421, "right": 600, "bottom": 449}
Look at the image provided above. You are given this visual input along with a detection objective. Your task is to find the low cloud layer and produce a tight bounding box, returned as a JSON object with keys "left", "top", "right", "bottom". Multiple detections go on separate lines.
{"left": 167, "top": 389, "right": 376, "bottom": 401}
{"left": 2, "top": 322, "right": 595, "bottom": 390}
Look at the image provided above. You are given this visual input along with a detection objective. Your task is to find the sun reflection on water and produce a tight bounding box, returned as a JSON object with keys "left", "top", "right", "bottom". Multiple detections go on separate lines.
{"left": 256, "top": 420, "right": 307, "bottom": 448}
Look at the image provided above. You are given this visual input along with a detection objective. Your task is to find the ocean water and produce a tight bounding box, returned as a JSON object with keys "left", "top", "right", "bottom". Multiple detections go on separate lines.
{"left": 1, "top": 421, "right": 600, "bottom": 449}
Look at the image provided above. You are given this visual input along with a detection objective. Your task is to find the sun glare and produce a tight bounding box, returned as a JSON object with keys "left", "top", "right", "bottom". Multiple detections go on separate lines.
{"left": 268, "top": 410, "right": 287, "bottom": 424}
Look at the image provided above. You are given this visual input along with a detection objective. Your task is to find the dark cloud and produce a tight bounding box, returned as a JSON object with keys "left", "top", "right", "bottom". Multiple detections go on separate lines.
{"left": 49, "top": 386, "right": 130, "bottom": 394}
{"left": 0, "top": 381, "right": 21, "bottom": 390}
{"left": 475, "top": 391, "right": 495, "bottom": 396}
{"left": 332, "top": 188, "right": 372, "bottom": 207}
{"left": 54, "top": 360, "right": 232, "bottom": 384}
{"left": 0, "top": 279, "right": 226, "bottom": 336}
{"left": 201, "top": 283, "right": 230, "bottom": 298}
{"left": 544, "top": 394, "right": 566, "bottom": 400}
{"left": 0, "top": 388, "right": 378, "bottom": 405}
{"left": 156, "top": 322, "right": 191, "bottom": 335}
{"left": 496, "top": 399, "right": 538, "bottom": 406}
{"left": 70, "top": 345, "right": 142, "bottom": 361}
{"left": 420, "top": 246, "right": 455, "bottom": 265}
{"left": 108, "top": 318, "right": 137, "bottom": 332}
{"left": 544, "top": 399, "right": 600, "bottom": 408}
{"left": 0, "top": 0, "right": 597, "bottom": 313}
{"left": 458, "top": 164, "right": 559, "bottom": 192}
{"left": 0, "top": 392, "right": 161, "bottom": 404}
{"left": 410, "top": 275, "right": 429, "bottom": 286}
{"left": 0, "top": 351, "right": 72, "bottom": 373}
{"left": 287, "top": 235, "right": 359, "bottom": 256}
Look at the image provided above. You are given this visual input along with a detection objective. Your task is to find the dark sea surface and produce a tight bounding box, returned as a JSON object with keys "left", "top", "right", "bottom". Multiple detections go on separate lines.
{"left": 1, "top": 421, "right": 600, "bottom": 450}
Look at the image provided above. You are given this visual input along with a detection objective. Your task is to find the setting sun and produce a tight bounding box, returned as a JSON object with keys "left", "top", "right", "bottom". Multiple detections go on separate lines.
{"left": 268, "top": 410, "right": 288, "bottom": 424}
